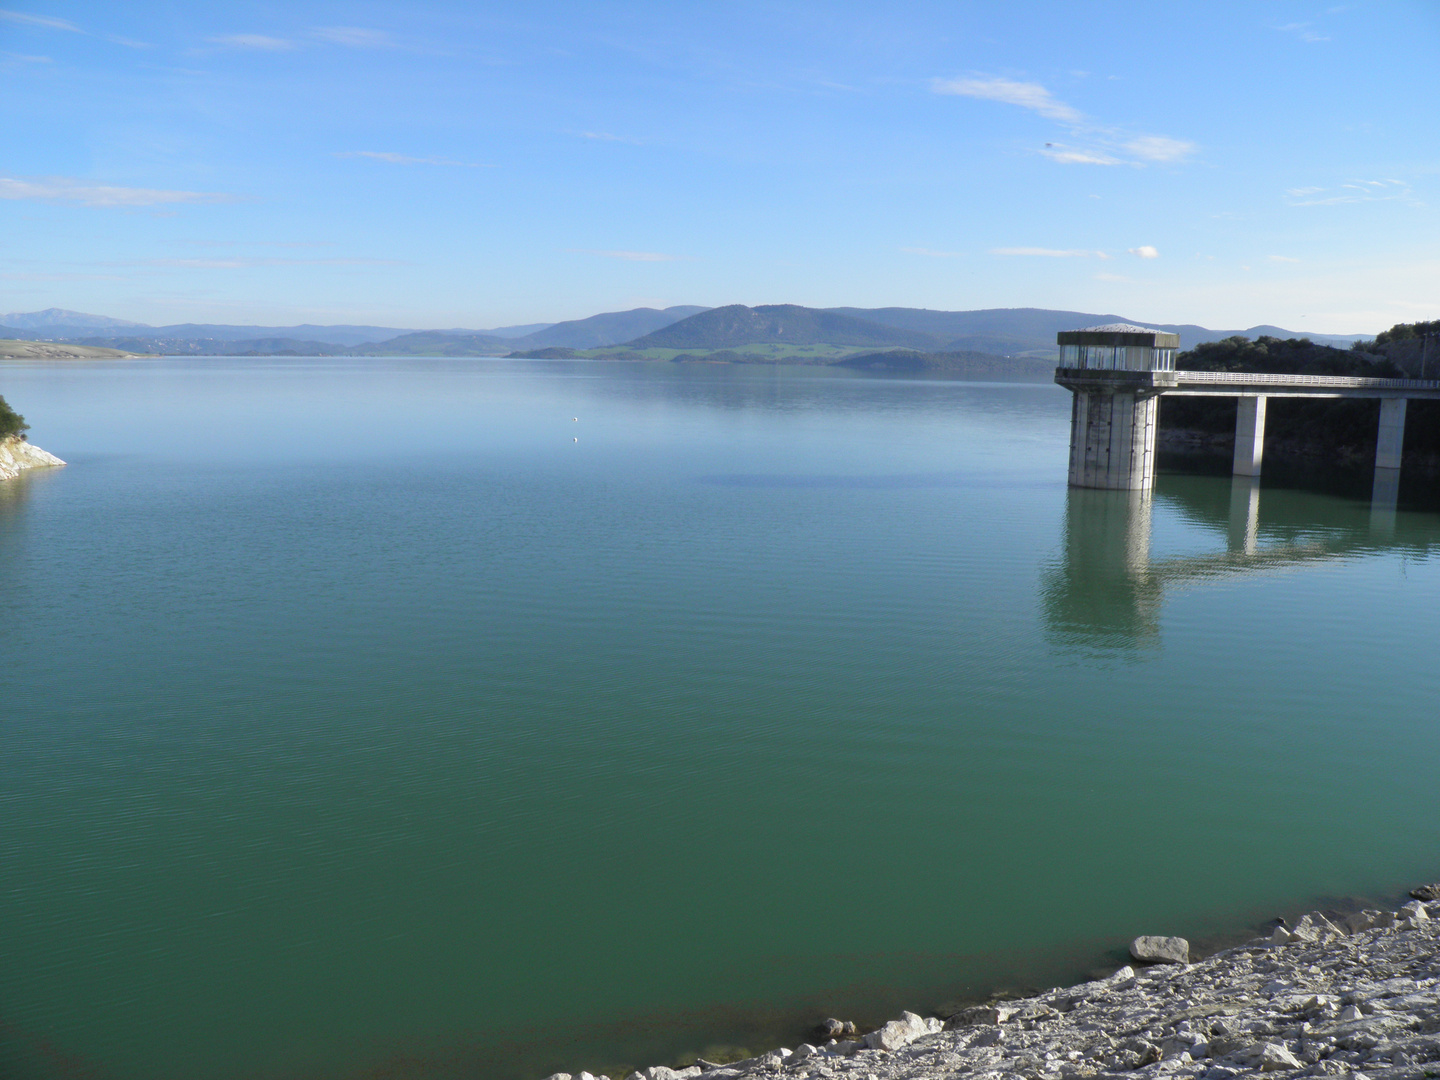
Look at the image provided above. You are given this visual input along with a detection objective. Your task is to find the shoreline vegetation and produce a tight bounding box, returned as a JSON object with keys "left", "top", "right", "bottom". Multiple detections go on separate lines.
{"left": 0, "top": 395, "right": 66, "bottom": 480}
{"left": 542, "top": 884, "right": 1440, "bottom": 1080}
{"left": 1159, "top": 334, "right": 1440, "bottom": 467}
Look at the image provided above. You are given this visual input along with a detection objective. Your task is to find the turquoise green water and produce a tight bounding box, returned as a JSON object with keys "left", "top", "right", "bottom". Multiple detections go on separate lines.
{"left": 2, "top": 358, "right": 1439, "bottom": 1080}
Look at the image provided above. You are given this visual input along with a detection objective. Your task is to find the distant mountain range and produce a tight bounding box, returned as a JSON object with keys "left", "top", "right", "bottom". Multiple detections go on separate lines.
{"left": 629, "top": 304, "right": 941, "bottom": 350}
{"left": 1, "top": 304, "right": 1370, "bottom": 360}
{"left": 823, "top": 307, "right": 1366, "bottom": 356}
{"left": 0, "top": 308, "right": 146, "bottom": 332}
{"left": 2, "top": 305, "right": 712, "bottom": 354}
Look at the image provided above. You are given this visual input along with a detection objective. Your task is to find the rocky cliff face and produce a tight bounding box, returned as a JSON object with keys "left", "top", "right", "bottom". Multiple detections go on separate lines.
{"left": 0, "top": 435, "right": 65, "bottom": 481}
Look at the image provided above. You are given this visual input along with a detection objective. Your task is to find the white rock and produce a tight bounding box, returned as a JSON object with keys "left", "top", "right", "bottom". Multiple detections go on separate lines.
{"left": 788, "top": 1045, "right": 817, "bottom": 1065}
{"left": 1292, "top": 913, "right": 1345, "bottom": 942}
{"left": 1130, "top": 936, "right": 1190, "bottom": 964}
{"left": 863, "top": 1012, "right": 942, "bottom": 1051}
{"left": 1257, "top": 1044, "right": 1303, "bottom": 1072}
{"left": 947, "top": 1005, "right": 1003, "bottom": 1027}
{"left": 967, "top": 1027, "right": 1005, "bottom": 1048}
{"left": 1400, "top": 900, "right": 1429, "bottom": 922}
{"left": 1343, "top": 911, "right": 1380, "bottom": 934}
{"left": 0, "top": 436, "right": 64, "bottom": 482}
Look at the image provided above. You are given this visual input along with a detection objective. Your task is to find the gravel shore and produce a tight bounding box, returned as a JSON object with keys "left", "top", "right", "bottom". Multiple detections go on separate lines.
{"left": 550, "top": 895, "right": 1440, "bottom": 1080}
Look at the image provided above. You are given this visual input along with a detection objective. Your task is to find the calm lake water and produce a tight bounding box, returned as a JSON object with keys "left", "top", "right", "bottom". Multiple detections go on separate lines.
{"left": 3, "top": 358, "right": 1439, "bottom": 1080}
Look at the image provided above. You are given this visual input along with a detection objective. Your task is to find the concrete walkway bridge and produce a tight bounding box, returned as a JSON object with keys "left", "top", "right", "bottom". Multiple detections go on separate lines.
{"left": 1054, "top": 324, "right": 1440, "bottom": 489}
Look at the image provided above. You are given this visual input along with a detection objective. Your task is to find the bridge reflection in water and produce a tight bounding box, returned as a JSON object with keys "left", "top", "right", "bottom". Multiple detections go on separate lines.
{"left": 1040, "top": 466, "right": 1440, "bottom": 649}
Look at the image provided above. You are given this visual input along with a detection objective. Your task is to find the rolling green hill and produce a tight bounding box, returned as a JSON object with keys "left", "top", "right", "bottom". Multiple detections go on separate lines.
{"left": 351, "top": 332, "right": 511, "bottom": 356}
{"left": 834, "top": 349, "right": 1055, "bottom": 380}
{"left": 626, "top": 304, "right": 943, "bottom": 350}
{"left": 509, "top": 306, "right": 708, "bottom": 349}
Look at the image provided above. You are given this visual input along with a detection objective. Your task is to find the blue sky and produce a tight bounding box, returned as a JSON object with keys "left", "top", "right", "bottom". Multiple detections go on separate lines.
{"left": 1, "top": 1, "right": 1436, "bottom": 333}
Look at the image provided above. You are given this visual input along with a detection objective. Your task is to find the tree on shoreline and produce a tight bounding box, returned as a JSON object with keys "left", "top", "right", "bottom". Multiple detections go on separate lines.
{"left": 0, "top": 394, "right": 29, "bottom": 439}
{"left": 1159, "top": 335, "right": 1440, "bottom": 458}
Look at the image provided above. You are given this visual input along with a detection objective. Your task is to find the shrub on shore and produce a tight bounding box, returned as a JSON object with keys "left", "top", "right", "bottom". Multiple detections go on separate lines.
{"left": 0, "top": 395, "right": 28, "bottom": 439}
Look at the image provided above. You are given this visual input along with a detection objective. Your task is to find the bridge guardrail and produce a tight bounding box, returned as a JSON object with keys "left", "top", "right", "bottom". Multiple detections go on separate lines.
{"left": 1173, "top": 370, "right": 1440, "bottom": 391}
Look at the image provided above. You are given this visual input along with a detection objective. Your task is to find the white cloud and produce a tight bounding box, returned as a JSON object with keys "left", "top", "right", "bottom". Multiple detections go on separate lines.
{"left": 1041, "top": 145, "right": 1119, "bottom": 165}
{"left": 0, "top": 9, "right": 81, "bottom": 32}
{"left": 901, "top": 247, "right": 964, "bottom": 258}
{"left": 1095, "top": 272, "right": 1135, "bottom": 283}
{"left": 312, "top": 27, "right": 393, "bottom": 47}
{"left": 180, "top": 239, "right": 337, "bottom": 249}
{"left": 1268, "top": 255, "right": 1301, "bottom": 263}
{"left": 934, "top": 73, "right": 1197, "bottom": 168}
{"left": 1, "top": 50, "right": 51, "bottom": 62}
{"left": 335, "top": 151, "right": 494, "bottom": 168}
{"left": 991, "top": 247, "right": 1109, "bottom": 258}
{"left": 207, "top": 34, "right": 295, "bottom": 50}
{"left": 0, "top": 10, "right": 148, "bottom": 47}
{"left": 571, "top": 249, "right": 684, "bottom": 262}
{"left": 1129, "top": 246, "right": 1160, "bottom": 259}
{"left": 0, "top": 176, "right": 234, "bottom": 207}
{"left": 579, "top": 131, "right": 642, "bottom": 144}
{"left": 1276, "top": 22, "right": 1330, "bottom": 43}
{"left": 146, "top": 257, "right": 400, "bottom": 269}
{"left": 931, "top": 76, "right": 1081, "bottom": 121}
{"left": 1124, "top": 136, "right": 1197, "bottom": 163}
{"left": 927, "top": 72, "right": 1198, "bottom": 169}
{"left": 1285, "top": 178, "right": 1417, "bottom": 207}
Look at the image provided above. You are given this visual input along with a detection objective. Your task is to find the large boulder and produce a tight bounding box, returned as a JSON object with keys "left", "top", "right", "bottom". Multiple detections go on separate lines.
{"left": 1129, "top": 936, "right": 1190, "bottom": 964}
{"left": 863, "top": 1011, "right": 943, "bottom": 1051}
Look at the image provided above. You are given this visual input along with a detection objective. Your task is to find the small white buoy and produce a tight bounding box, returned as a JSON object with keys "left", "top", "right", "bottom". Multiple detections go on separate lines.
{"left": 572, "top": 417, "right": 578, "bottom": 421}
{"left": 573, "top": 437, "right": 578, "bottom": 442}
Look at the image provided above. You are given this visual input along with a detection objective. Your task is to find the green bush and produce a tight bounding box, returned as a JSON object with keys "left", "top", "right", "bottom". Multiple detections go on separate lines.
{"left": 0, "top": 394, "right": 29, "bottom": 439}
{"left": 1376, "top": 320, "right": 1440, "bottom": 346}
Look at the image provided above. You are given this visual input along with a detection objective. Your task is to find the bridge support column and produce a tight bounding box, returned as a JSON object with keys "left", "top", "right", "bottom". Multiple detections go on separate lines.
{"left": 1376, "top": 397, "right": 1407, "bottom": 470}
{"left": 1233, "top": 396, "right": 1266, "bottom": 476}
{"left": 1067, "top": 390, "right": 1157, "bottom": 490}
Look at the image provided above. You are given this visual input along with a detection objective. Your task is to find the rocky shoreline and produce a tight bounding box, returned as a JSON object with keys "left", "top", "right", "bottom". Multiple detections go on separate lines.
{"left": 0, "top": 434, "right": 65, "bottom": 481}
{"left": 546, "top": 891, "right": 1440, "bottom": 1080}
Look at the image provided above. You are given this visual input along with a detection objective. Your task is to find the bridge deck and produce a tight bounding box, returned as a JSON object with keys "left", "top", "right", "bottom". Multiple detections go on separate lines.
{"left": 1168, "top": 370, "right": 1440, "bottom": 398}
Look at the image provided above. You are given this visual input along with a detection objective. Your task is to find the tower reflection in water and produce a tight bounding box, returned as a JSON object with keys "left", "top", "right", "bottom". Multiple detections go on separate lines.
{"left": 1041, "top": 466, "right": 1440, "bottom": 650}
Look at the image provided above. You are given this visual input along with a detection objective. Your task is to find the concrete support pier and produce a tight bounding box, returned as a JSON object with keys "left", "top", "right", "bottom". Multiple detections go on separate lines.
{"left": 1376, "top": 397, "right": 1407, "bottom": 470}
{"left": 1067, "top": 390, "right": 1158, "bottom": 490}
{"left": 1233, "top": 396, "right": 1267, "bottom": 476}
